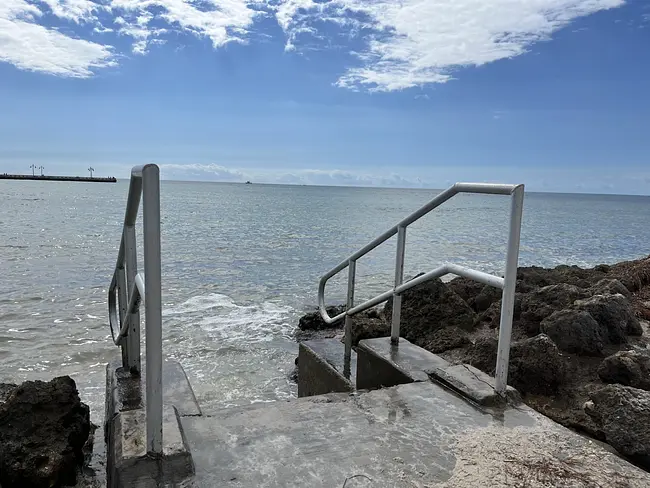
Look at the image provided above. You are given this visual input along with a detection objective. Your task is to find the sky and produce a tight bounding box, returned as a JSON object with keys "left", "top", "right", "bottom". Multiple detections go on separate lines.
{"left": 0, "top": 0, "right": 649, "bottom": 194}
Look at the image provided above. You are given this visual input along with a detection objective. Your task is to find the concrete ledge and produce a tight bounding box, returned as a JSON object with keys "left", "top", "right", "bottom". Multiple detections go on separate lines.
{"left": 427, "top": 364, "right": 521, "bottom": 407}
{"left": 109, "top": 405, "right": 194, "bottom": 488}
{"left": 105, "top": 359, "right": 201, "bottom": 424}
{"left": 104, "top": 358, "right": 200, "bottom": 487}
{"left": 356, "top": 337, "right": 449, "bottom": 390}
{"left": 298, "top": 340, "right": 356, "bottom": 397}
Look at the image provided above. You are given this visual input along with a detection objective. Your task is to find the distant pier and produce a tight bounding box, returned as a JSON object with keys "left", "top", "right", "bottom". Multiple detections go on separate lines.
{"left": 0, "top": 174, "right": 117, "bottom": 183}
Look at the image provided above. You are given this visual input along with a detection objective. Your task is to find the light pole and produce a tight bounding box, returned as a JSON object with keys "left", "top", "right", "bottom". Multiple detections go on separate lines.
{"left": 39, "top": 166, "right": 44, "bottom": 176}
{"left": 88, "top": 167, "right": 94, "bottom": 177}
{"left": 30, "top": 164, "right": 36, "bottom": 176}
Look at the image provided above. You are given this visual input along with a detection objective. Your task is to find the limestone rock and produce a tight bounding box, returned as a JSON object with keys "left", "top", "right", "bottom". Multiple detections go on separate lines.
{"left": 589, "top": 278, "right": 631, "bottom": 298}
{"left": 540, "top": 309, "right": 606, "bottom": 356}
{"left": 465, "top": 337, "right": 499, "bottom": 375}
{"left": 423, "top": 326, "right": 471, "bottom": 354}
{"left": 0, "top": 376, "right": 90, "bottom": 488}
{"left": 384, "top": 278, "right": 477, "bottom": 347}
{"left": 575, "top": 294, "right": 642, "bottom": 342}
{"left": 508, "top": 334, "right": 568, "bottom": 395}
{"left": 519, "top": 284, "right": 587, "bottom": 335}
{"left": 586, "top": 384, "right": 650, "bottom": 469}
{"left": 598, "top": 349, "right": 650, "bottom": 391}
{"left": 298, "top": 305, "right": 345, "bottom": 330}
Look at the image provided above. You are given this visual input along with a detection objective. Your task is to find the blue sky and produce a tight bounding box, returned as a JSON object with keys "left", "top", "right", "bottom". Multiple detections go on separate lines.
{"left": 1, "top": 0, "right": 649, "bottom": 193}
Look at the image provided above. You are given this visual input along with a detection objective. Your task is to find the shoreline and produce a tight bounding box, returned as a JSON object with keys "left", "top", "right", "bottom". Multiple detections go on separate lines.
{"left": 295, "top": 255, "right": 650, "bottom": 471}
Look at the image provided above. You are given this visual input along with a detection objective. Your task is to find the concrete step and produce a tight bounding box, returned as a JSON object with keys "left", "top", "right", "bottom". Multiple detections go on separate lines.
{"left": 298, "top": 339, "right": 357, "bottom": 397}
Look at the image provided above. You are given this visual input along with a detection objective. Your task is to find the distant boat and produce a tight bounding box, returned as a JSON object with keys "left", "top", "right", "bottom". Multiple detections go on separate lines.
{"left": 245, "top": 181, "right": 252, "bottom": 184}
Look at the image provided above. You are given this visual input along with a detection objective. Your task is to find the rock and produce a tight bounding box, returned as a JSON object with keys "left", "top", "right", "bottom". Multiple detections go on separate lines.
{"left": 519, "top": 284, "right": 588, "bottom": 335}
{"left": 298, "top": 305, "right": 345, "bottom": 330}
{"left": 586, "top": 384, "right": 650, "bottom": 469}
{"left": 0, "top": 376, "right": 91, "bottom": 488}
{"left": 385, "top": 279, "right": 477, "bottom": 347}
{"left": 465, "top": 337, "right": 499, "bottom": 375}
{"left": 447, "top": 278, "right": 503, "bottom": 313}
{"left": 423, "top": 327, "right": 471, "bottom": 354}
{"left": 609, "top": 255, "right": 650, "bottom": 292}
{"left": 508, "top": 334, "right": 568, "bottom": 395}
{"left": 575, "top": 294, "right": 643, "bottom": 342}
{"left": 0, "top": 383, "right": 17, "bottom": 404}
{"left": 598, "top": 349, "right": 650, "bottom": 391}
{"left": 348, "top": 313, "right": 390, "bottom": 346}
{"left": 589, "top": 278, "right": 631, "bottom": 298}
{"left": 478, "top": 294, "right": 523, "bottom": 328}
{"left": 447, "top": 277, "right": 484, "bottom": 305}
{"left": 540, "top": 310, "right": 606, "bottom": 356}
{"left": 472, "top": 285, "right": 502, "bottom": 313}
{"left": 516, "top": 265, "right": 605, "bottom": 290}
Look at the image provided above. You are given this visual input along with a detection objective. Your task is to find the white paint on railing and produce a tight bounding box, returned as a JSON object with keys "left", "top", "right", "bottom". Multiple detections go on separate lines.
{"left": 318, "top": 183, "right": 524, "bottom": 395}
{"left": 107, "top": 164, "right": 163, "bottom": 455}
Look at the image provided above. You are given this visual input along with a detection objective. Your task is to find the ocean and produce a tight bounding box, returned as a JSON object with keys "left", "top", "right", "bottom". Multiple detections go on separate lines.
{"left": 1, "top": 179, "right": 649, "bottom": 421}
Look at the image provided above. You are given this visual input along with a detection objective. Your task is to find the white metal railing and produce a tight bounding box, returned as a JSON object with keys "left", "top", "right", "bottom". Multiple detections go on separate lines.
{"left": 108, "top": 164, "right": 163, "bottom": 455}
{"left": 318, "top": 182, "right": 524, "bottom": 394}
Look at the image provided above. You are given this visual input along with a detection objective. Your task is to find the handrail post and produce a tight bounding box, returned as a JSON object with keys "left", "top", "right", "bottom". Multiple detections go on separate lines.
{"left": 344, "top": 259, "right": 356, "bottom": 379}
{"left": 142, "top": 165, "right": 163, "bottom": 455}
{"left": 117, "top": 264, "right": 128, "bottom": 367}
{"left": 124, "top": 224, "right": 140, "bottom": 374}
{"left": 495, "top": 185, "right": 525, "bottom": 394}
{"left": 391, "top": 226, "right": 406, "bottom": 345}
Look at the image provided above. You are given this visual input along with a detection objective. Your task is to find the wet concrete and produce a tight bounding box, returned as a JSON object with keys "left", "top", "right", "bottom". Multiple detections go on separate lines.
{"left": 179, "top": 380, "right": 650, "bottom": 487}
{"left": 104, "top": 358, "right": 199, "bottom": 488}
{"left": 298, "top": 339, "right": 356, "bottom": 397}
{"left": 356, "top": 337, "right": 449, "bottom": 389}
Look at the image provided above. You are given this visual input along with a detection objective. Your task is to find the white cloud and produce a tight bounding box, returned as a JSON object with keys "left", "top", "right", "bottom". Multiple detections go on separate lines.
{"left": 37, "top": 0, "right": 100, "bottom": 23}
{"left": 274, "top": 0, "right": 625, "bottom": 91}
{"left": 158, "top": 163, "right": 425, "bottom": 187}
{"left": 160, "top": 163, "right": 248, "bottom": 182}
{"left": 0, "top": 0, "right": 115, "bottom": 77}
{"left": 109, "top": 0, "right": 264, "bottom": 52}
{"left": 0, "top": 0, "right": 627, "bottom": 90}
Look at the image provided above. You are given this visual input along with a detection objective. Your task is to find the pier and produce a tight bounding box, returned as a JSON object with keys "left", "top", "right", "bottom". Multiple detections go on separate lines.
{"left": 0, "top": 174, "right": 117, "bottom": 183}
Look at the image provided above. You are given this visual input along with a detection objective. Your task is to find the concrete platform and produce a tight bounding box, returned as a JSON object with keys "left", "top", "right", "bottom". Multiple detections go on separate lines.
{"left": 179, "top": 381, "right": 650, "bottom": 487}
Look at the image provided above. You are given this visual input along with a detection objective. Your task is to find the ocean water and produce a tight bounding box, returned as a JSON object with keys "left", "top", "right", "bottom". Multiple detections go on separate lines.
{"left": 1, "top": 180, "right": 649, "bottom": 420}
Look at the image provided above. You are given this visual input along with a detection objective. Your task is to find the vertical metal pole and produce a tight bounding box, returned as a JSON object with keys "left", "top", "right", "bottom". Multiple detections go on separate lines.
{"left": 391, "top": 226, "right": 406, "bottom": 344}
{"left": 124, "top": 225, "right": 140, "bottom": 375}
{"left": 344, "top": 259, "right": 356, "bottom": 379}
{"left": 495, "top": 185, "right": 524, "bottom": 395}
{"left": 142, "top": 165, "right": 163, "bottom": 455}
{"left": 116, "top": 264, "right": 128, "bottom": 367}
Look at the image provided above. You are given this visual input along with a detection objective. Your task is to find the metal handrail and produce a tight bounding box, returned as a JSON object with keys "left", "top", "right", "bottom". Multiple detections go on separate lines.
{"left": 107, "top": 164, "right": 163, "bottom": 455}
{"left": 318, "top": 182, "right": 524, "bottom": 394}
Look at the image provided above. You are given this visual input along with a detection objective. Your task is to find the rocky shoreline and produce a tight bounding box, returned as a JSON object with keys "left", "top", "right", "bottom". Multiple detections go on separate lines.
{"left": 295, "top": 255, "right": 650, "bottom": 470}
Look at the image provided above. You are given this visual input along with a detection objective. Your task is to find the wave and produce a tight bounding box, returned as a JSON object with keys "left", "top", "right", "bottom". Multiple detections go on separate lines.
{"left": 164, "top": 293, "right": 294, "bottom": 343}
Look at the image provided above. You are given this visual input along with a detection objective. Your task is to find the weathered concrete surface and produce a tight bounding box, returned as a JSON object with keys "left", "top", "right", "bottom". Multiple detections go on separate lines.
{"left": 298, "top": 340, "right": 356, "bottom": 397}
{"left": 108, "top": 406, "right": 193, "bottom": 488}
{"left": 356, "top": 337, "right": 449, "bottom": 390}
{"left": 104, "top": 358, "right": 199, "bottom": 488}
{"left": 180, "top": 381, "right": 650, "bottom": 487}
{"left": 105, "top": 358, "right": 201, "bottom": 426}
{"left": 428, "top": 364, "right": 520, "bottom": 407}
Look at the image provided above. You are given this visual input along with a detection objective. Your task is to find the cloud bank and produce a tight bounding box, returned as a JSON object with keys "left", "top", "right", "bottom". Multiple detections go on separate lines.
{"left": 160, "top": 163, "right": 425, "bottom": 187}
{"left": 158, "top": 162, "right": 650, "bottom": 194}
{"left": 0, "top": 0, "right": 625, "bottom": 90}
